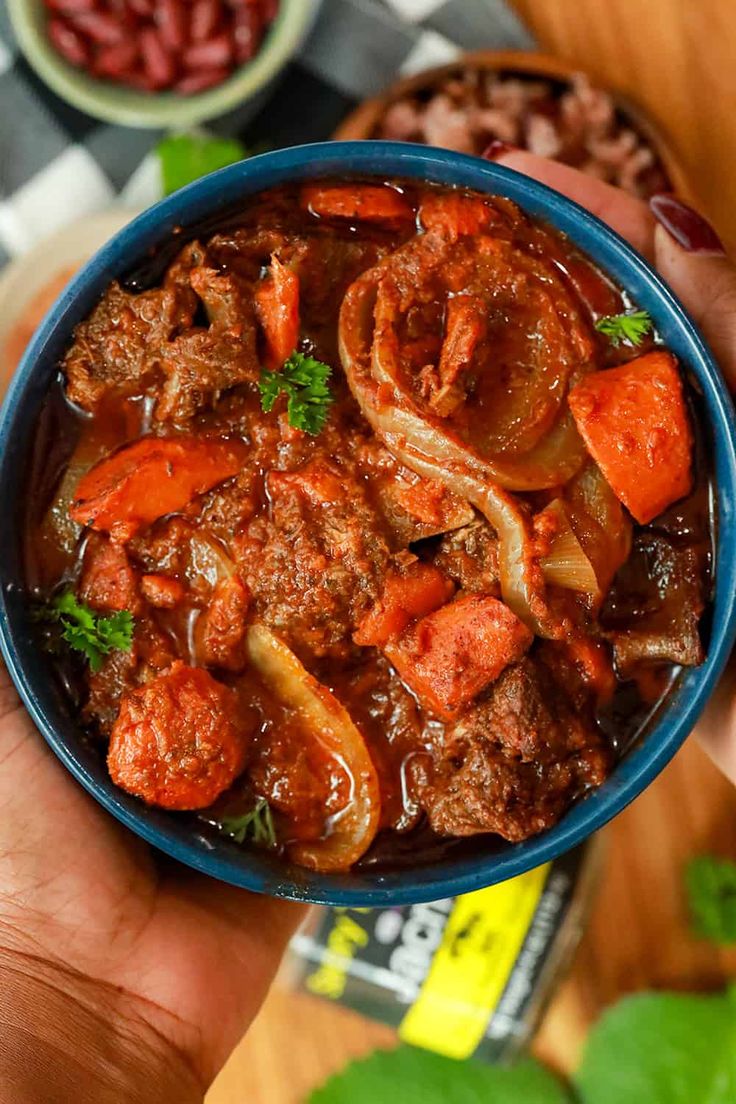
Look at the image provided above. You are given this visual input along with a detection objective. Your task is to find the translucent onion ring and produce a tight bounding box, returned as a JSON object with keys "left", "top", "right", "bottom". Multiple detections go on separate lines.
{"left": 371, "top": 276, "right": 589, "bottom": 491}
{"left": 245, "top": 623, "right": 381, "bottom": 872}
{"left": 339, "top": 271, "right": 563, "bottom": 639}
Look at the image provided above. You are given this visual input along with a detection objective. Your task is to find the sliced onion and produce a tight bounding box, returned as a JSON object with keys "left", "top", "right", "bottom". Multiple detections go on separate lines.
{"left": 188, "top": 531, "right": 236, "bottom": 589}
{"left": 540, "top": 500, "right": 599, "bottom": 595}
{"left": 340, "top": 271, "right": 562, "bottom": 638}
{"left": 245, "top": 623, "right": 381, "bottom": 872}
{"left": 565, "top": 462, "right": 633, "bottom": 598}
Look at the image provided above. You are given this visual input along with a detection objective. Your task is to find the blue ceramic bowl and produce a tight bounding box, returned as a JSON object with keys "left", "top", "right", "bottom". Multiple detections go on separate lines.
{"left": 1, "top": 142, "right": 735, "bottom": 906}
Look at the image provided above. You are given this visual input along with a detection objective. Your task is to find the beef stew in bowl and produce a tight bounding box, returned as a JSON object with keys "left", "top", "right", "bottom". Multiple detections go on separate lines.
{"left": 25, "top": 176, "right": 710, "bottom": 875}
{"left": 1, "top": 142, "right": 734, "bottom": 904}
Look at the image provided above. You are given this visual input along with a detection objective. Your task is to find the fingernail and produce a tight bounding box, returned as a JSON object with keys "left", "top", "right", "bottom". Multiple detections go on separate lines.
{"left": 649, "top": 193, "right": 726, "bottom": 255}
{"left": 481, "top": 140, "right": 517, "bottom": 161}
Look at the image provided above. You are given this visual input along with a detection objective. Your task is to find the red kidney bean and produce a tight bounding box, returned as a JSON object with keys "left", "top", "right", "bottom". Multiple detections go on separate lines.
{"left": 94, "top": 39, "right": 139, "bottom": 78}
{"left": 69, "top": 10, "right": 126, "bottom": 43}
{"left": 126, "top": 0, "right": 155, "bottom": 14}
{"left": 175, "top": 66, "right": 230, "bottom": 93}
{"left": 232, "top": 5, "right": 262, "bottom": 62}
{"left": 261, "top": 0, "right": 279, "bottom": 22}
{"left": 125, "top": 66, "right": 160, "bottom": 90}
{"left": 45, "top": 0, "right": 97, "bottom": 14}
{"left": 140, "top": 27, "right": 176, "bottom": 87}
{"left": 47, "top": 17, "right": 90, "bottom": 66}
{"left": 190, "top": 0, "right": 221, "bottom": 43}
{"left": 156, "top": 0, "right": 188, "bottom": 52}
{"left": 183, "top": 31, "right": 232, "bottom": 70}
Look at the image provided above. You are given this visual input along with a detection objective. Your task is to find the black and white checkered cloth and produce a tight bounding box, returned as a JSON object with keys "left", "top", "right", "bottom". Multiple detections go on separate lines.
{"left": 0, "top": 0, "right": 534, "bottom": 268}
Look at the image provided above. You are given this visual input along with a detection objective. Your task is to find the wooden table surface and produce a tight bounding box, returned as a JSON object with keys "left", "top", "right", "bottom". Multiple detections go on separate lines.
{"left": 208, "top": 2, "right": 736, "bottom": 1100}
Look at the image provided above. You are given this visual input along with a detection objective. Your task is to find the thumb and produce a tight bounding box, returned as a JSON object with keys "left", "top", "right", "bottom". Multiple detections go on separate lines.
{"left": 651, "top": 195, "right": 736, "bottom": 389}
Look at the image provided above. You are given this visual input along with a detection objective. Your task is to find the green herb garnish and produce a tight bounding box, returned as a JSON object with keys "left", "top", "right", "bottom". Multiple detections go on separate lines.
{"left": 685, "top": 855, "right": 736, "bottom": 945}
{"left": 157, "top": 133, "right": 250, "bottom": 196}
{"left": 259, "top": 351, "right": 334, "bottom": 435}
{"left": 595, "top": 309, "right": 653, "bottom": 347}
{"left": 46, "top": 591, "right": 134, "bottom": 673}
{"left": 575, "top": 988, "right": 736, "bottom": 1104}
{"left": 221, "top": 798, "right": 277, "bottom": 848}
{"left": 309, "top": 1049, "right": 570, "bottom": 1104}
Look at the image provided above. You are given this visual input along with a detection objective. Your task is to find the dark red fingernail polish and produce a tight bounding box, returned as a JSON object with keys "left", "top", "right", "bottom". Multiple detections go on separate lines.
{"left": 481, "top": 140, "right": 516, "bottom": 161}
{"left": 650, "top": 193, "right": 726, "bottom": 255}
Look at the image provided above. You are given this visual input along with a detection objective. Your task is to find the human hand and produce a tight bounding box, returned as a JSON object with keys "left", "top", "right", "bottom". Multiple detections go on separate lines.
{"left": 0, "top": 664, "right": 304, "bottom": 1103}
{"left": 488, "top": 145, "right": 736, "bottom": 784}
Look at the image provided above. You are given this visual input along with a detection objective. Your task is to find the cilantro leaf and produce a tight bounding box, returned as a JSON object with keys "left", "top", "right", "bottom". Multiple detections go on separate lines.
{"left": 157, "top": 133, "right": 250, "bottom": 196}
{"left": 221, "top": 798, "right": 277, "bottom": 848}
{"left": 47, "top": 591, "right": 134, "bottom": 672}
{"left": 686, "top": 855, "right": 736, "bottom": 944}
{"left": 259, "top": 352, "right": 334, "bottom": 436}
{"left": 595, "top": 309, "right": 653, "bottom": 347}
{"left": 575, "top": 989, "right": 736, "bottom": 1104}
{"left": 308, "top": 1048, "right": 571, "bottom": 1104}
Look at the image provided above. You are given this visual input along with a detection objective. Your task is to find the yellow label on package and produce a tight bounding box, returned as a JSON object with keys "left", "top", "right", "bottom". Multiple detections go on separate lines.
{"left": 290, "top": 853, "right": 589, "bottom": 1065}
{"left": 398, "top": 863, "right": 550, "bottom": 1059}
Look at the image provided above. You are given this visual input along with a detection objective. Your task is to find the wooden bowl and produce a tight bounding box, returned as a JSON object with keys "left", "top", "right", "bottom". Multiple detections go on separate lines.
{"left": 334, "top": 50, "right": 693, "bottom": 203}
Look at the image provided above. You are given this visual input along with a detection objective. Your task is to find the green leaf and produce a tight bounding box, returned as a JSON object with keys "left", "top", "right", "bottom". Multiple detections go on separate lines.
{"left": 575, "top": 990, "right": 736, "bottom": 1104}
{"left": 308, "top": 1048, "right": 572, "bottom": 1104}
{"left": 48, "top": 591, "right": 135, "bottom": 672}
{"left": 221, "top": 799, "right": 277, "bottom": 848}
{"left": 686, "top": 856, "right": 736, "bottom": 944}
{"left": 157, "top": 133, "right": 250, "bottom": 196}
{"left": 595, "top": 309, "right": 653, "bottom": 347}
{"left": 258, "top": 351, "right": 334, "bottom": 436}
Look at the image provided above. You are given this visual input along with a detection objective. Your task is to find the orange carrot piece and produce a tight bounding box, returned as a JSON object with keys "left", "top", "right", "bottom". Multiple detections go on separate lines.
{"left": 419, "top": 192, "right": 497, "bottom": 239}
{"left": 301, "top": 183, "right": 414, "bottom": 223}
{"left": 354, "top": 562, "right": 454, "bottom": 648}
{"left": 568, "top": 351, "right": 693, "bottom": 524}
{"left": 71, "top": 435, "right": 247, "bottom": 540}
{"left": 386, "top": 594, "right": 533, "bottom": 720}
{"left": 253, "top": 255, "right": 300, "bottom": 370}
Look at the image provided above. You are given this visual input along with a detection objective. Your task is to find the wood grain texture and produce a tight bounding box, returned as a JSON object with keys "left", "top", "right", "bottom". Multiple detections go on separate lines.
{"left": 207, "top": 4, "right": 736, "bottom": 1099}
{"left": 512, "top": 0, "right": 736, "bottom": 247}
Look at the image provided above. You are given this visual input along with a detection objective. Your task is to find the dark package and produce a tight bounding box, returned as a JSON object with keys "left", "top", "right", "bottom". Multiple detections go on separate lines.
{"left": 287, "top": 844, "right": 601, "bottom": 1062}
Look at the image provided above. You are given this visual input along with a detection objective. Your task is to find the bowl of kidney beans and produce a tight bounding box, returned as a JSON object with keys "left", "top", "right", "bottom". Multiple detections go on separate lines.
{"left": 7, "top": 0, "right": 321, "bottom": 127}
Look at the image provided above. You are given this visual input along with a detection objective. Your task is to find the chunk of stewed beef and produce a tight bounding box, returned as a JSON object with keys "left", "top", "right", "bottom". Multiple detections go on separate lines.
{"left": 233, "top": 458, "right": 393, "bottom": 664}
{"left": 421, "top": 657, "right": 610, "bottom": 841}
{"left": 602, "top": 533, "right": 707, "bottom": 676}
{"left": 64, "top": 281, "right": 197, "bottom": 412}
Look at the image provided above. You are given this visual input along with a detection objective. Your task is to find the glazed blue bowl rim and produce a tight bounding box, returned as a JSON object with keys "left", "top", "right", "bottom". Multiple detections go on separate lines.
{"left": 1, "top": 141, "right": 735, "bottom": 907}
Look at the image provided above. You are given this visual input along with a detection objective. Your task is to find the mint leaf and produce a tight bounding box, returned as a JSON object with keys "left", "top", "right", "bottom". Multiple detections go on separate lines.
{"left": 686, "top": 856, "right": 736, "bottom": 944}
{"left": 308, "top": 1048, "right": 571, "bottom": 1104}
{"left": 575, "top": 990, "right": 736, "bottom": 1104}
{"left": 157, "top": 133, "right": 249, "bottom": 196}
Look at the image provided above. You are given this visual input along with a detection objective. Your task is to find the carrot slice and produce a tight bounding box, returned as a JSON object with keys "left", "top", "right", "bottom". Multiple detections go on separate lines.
{"left": 418, "top": 192, "right": 498, "bottom": 239}
{"left": 568, "top": 351, "right": 693, "bottom": 524}
{"left": 70, "top": 435, "right": 247, "bottom": 540}
{"left": 386, "top": 593, "right": 534, "bottom": 720}
{"left": 354, "top": 561, "right": 454, "bottom": 648}
{"left": 301, "top": 183, "right": 414, "bottom": 223}
{"left": 245, "top": 623, "right": 381, "bottom": 872}
{"left": 253, "top": 255, "right": 300, "bottom": 370}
